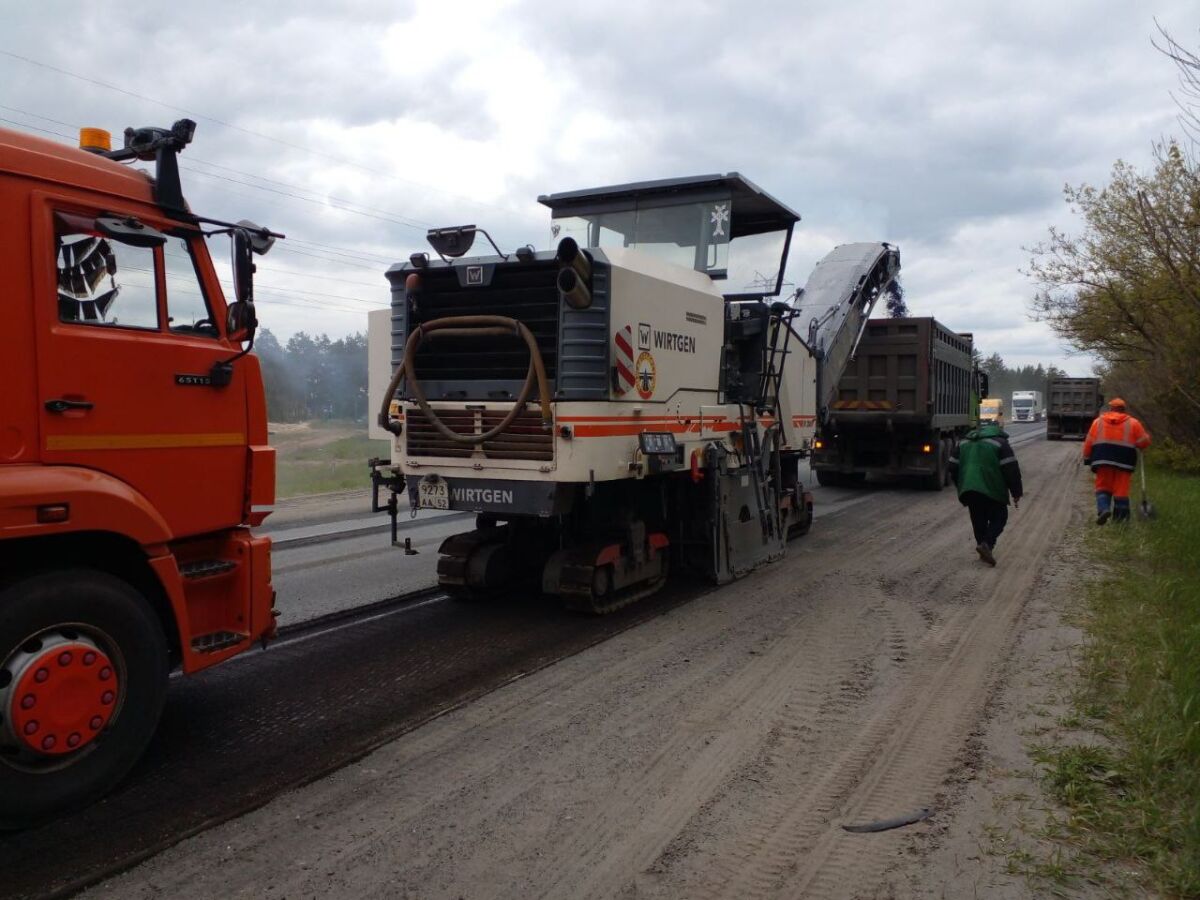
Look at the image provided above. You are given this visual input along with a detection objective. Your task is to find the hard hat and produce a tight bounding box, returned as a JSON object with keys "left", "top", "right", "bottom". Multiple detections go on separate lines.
{"left": 1108, "top": 397, "right": 1127, "bottom": 410}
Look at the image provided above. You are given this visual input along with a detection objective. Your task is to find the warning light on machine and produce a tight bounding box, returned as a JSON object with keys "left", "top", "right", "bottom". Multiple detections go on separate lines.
{"left": 79, "top": 128, "right": 112, "bottom": 153}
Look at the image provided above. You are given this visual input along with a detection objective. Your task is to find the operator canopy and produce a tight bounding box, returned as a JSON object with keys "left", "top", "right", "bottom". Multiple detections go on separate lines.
{"left": 538, "top": 173, "right": 800, "bottom": 299}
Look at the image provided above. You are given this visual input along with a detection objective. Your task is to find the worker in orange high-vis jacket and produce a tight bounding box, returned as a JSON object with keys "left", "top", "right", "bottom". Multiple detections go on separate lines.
{"left": 1083, "top": 398, "right": 1151, "bottom": 524}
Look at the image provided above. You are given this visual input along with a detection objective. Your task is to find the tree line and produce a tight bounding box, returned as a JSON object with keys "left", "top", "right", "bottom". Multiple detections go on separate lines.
{"left": 253, "top": 328, "right": 368, "bottom": 422}
{"left": 973, "top": 353, "right": 1066, "bottom": 404}
{"left": 1026, "top": 27, "right": 1200, "bottom": 471}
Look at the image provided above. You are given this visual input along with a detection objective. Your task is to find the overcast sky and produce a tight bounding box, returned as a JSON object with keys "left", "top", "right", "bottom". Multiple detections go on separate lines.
{"left": 3, "top": 1, "right": 1196, "bottom": 371}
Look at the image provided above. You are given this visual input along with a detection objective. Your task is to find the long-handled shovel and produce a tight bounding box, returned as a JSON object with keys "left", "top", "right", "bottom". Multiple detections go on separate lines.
{"left": 1138, "top": 452, "right": 1156, "bottom": 520}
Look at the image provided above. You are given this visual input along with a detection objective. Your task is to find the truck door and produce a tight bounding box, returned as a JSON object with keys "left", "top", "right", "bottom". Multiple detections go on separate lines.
{"left": 33, "top": 202, "right": 248, "bottom": 538}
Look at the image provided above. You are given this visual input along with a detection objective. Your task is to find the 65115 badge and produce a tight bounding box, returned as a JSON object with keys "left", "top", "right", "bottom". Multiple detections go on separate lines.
{"left": 635, "top": 351, "right": 657, "bottom": 399}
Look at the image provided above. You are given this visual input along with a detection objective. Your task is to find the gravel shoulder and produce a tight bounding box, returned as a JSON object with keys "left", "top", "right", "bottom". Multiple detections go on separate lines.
{"left": 84, "top": 438, "right": 1083, "bottom": 900}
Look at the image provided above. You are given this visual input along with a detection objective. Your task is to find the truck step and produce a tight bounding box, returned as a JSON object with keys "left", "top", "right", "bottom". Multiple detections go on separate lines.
{"left": 180, "top": 559, "right": 237, "bottom": 579}
{"left": 190, "top": 630, "right": 247, "bottom": 653}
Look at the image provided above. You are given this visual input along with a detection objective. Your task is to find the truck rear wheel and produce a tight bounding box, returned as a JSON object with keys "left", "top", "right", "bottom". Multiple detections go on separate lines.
{"left": 922, "top": 442, "right": 947, "bottom": 491}
{"left": 0, "top": 570, "right": 168, "bottom": 829}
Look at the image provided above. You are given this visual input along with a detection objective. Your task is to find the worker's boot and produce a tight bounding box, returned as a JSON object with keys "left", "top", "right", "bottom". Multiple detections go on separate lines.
{"left": 1112, "top": 497, "right": 1130, "bottom": 523}
{"left": 1095, "top": 491, "right": 1112, "bottom": 526}
{"left": 976, "top": 542, "right": 996, "bottom": 566}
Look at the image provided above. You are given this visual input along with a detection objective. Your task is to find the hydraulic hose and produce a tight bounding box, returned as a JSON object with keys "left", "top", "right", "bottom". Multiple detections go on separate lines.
{"left": 377, "top": 315, "right": 553, "bottom": 445}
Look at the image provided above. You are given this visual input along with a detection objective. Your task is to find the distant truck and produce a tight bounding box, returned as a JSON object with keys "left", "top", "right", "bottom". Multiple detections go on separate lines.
{"left": 811, "top": 317, "right": 978, "bottom": 490}
{"left": 1011, "top": 390, "right": 1043, "bottom": 423}
{"left": 980, "top": 397, "right": 1004, "bottom": 426}
{"left": 1046, "top": 377, "right": 1102, "bottom": 440}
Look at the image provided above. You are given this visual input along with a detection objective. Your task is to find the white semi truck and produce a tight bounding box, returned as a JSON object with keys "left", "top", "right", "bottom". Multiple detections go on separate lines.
{"left": 1011, "top": 390, "right": 1043, "bottom": 423}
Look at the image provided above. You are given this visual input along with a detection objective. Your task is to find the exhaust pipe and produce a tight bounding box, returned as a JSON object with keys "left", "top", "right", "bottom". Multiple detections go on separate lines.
{"left": 556, "top": 236, "right": 592, "bottom": 309}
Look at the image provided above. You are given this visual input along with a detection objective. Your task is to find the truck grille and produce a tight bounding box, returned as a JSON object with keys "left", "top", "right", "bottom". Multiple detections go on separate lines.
{"left": 409, "top": 264, "right": 559, "bottom": 383}
{"left": 406, "top": 408, "right": 554, "bottom": 462}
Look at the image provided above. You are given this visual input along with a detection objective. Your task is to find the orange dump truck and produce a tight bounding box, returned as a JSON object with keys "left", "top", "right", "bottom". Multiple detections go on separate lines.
{"left": 0, "top": 120, "right": 280, "bottom": 826}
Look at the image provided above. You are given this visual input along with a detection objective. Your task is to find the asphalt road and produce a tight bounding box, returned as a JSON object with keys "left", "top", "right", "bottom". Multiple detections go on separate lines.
{"left": 270, "top": 419, "right": 1044, "bottom": 625}
{"left": 0, "top": 421, "right": 1047, "bottom": 899}
{"left": 77, "top": 420, "right": 1063, "bottom": 900}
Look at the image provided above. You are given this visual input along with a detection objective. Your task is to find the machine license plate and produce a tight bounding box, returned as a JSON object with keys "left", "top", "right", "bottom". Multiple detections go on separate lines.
{"left": 418, "top": 479, "right": 449, "bottom": 510}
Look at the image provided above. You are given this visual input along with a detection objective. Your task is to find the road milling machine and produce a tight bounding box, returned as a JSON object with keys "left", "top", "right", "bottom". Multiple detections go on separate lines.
{"left": 374, "top": 174, "right": 899, "bottom": 612}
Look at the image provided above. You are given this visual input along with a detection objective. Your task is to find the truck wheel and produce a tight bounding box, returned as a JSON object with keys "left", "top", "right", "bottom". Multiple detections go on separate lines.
{"left": 815, "top": 469, "right": 839, "bottom": 487}
{"left": 923, "top": 443, "right": 947, "bottom": 491}
{"left": 0, "top": 570, "right": 168, "bottom": 829}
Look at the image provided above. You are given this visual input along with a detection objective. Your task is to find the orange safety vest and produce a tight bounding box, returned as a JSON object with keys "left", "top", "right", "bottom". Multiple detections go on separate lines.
{"left": 1083, "top": 412, "right": 1151, "bottom": 472}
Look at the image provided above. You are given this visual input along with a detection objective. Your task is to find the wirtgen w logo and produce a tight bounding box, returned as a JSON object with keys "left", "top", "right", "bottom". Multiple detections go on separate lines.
{"left": 638, "top": 322, "right": 651, "bottom": 350}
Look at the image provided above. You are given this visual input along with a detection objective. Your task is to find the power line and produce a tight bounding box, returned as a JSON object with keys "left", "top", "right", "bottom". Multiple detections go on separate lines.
{"left": 285, "top": 236, "right": 396, "bottom": 263}
{"left": 185, "top": 156, "right": 429, "bottom": 229}
{"left": 1, "top": 109, "right": 408, "bottom": 272}
{"left": 181, "top": 163, "right": 426, "bottom": 231}
{"left": 0, "top": 48, "right": 518, "bottom": 218}
{"left": 2, "top": 104, "right": 431, "bottom": 239}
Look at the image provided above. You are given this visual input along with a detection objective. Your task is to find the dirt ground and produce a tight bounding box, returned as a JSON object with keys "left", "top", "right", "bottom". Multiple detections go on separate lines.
{"left": 84, "top": 439, "right": 1093, "bottom": 900}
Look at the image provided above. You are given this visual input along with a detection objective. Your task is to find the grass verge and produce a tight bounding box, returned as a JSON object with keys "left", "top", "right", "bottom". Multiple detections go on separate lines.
{"left": 1034, "top": 464, "right": 1200, "bottom": 896}
{"left": 271, "top": 421, "right": 390, "bottom": 499}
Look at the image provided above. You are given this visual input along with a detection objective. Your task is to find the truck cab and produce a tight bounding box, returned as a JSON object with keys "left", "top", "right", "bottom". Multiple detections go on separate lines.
{"left": 0, "top": 121, "right": 278, "bottom": 825}
{"left": 979, "top": 397, "right": 1004, "bottom": 426}
{"left": 1011, "top": 390, "right": 1043, "bottom": 423}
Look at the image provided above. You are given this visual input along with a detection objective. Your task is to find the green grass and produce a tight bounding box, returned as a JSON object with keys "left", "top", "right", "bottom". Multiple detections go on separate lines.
{"left": 271, "top": 422, "right": 391, "bottom": 499}
{"left": 1035, "top": 465, "right": 1200, "bottom": 897}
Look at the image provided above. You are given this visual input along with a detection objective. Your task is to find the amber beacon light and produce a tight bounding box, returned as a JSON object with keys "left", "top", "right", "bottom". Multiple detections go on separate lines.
{"left": 78, "top": 127, "right": 112, "bottom": 153}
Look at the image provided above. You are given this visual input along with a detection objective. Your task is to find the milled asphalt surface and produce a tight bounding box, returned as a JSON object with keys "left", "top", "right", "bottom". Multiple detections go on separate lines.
{"left": 264, "top": 422, "right": 1044, "bottom": 625}
{"left": 0, "top": 422, "right": 1045, "bottom": 900}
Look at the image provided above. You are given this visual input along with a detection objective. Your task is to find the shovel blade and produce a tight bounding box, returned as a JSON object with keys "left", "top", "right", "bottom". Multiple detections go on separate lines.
{"left": 1139, "top": 500, "right": 1156, "bottom": 520}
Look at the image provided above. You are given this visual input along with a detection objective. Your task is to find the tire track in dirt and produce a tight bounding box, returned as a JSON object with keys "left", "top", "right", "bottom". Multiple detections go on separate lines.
{"left": 672, "top": 442, "right": 1076, "bottom": 899}
{"left": 77, "top": 443, "right": 1076, "bottom": 900}
{"left": 528, "top": 565, "right": 876, "bottom": 899}
{"left": 632, "top": 440, "right": 1074, "bottom": 900}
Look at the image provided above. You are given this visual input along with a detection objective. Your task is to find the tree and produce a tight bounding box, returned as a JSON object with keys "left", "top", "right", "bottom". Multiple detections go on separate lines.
{"left": 1027, "top": 142, "right": 1200, "bottom": 459}
{"left": 1154, "top": 22, "right": 1200, "bottom": 151}
{"left": 252, "top": 329, "right": 370, "bottom": 423}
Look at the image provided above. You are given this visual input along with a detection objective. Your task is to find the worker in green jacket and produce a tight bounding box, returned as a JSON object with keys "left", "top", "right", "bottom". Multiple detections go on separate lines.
{"left": 948, "top": 423, "right": 1024, "bottom": 566}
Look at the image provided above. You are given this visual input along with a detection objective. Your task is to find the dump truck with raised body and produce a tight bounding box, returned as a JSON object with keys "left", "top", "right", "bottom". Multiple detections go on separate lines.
{"left": 0, "top": 121, "right": 280, "bottom": 826}
{"left": 809, "top": 317, "right": 977, "bottom": 489}
{"left": 1046, "top": 376, "right": 1102, "bottom": 440}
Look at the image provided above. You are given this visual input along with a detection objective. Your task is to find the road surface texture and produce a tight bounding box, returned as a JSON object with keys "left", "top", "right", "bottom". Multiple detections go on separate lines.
{"left": 61, "top": 426, "right": 1085, "bottom": 900}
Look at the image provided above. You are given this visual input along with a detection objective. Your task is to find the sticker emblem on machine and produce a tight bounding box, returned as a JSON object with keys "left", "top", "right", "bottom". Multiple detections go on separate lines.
{"left": 466, "top": 265, "right": 483, "bottom": 285}
{"left": 635, "top": 351, "right": 657, "bottom": 400}
{"left": 638, "top": 322, "right": 651, "bottom": 350}
{"left": 614, "top": 325, "right": 635, "bottom": 396}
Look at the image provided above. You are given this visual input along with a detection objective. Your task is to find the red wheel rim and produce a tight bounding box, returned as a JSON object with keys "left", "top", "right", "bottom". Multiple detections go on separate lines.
{"left": 5, "top": 635, "right": 120, "bottom": 758}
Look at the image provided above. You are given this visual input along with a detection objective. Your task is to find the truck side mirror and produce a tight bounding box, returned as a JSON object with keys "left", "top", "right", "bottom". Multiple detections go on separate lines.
{"left": 232, "top": 228, "right": 255, "bottom": 305}
{"left": 227, "top": 227, "right": 259, "bottom": 343}
{"left": 976, "top": 371, "right": 989, "bottom": 399}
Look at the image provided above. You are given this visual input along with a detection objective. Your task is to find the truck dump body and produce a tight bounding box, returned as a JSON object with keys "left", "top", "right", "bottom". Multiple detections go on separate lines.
{"left": 1046, "top": 377, "right": 1101, "bottom": 440}
{"left": 829, "top": 318, "right": 973, "bottom": 428}
{"left": 812, "top": 317, "right": 974, "bottom": 487}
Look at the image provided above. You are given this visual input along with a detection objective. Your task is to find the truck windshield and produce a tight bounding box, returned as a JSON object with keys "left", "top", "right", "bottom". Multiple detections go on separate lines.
{"left": 1013, "top": 399, "right": 1033, "bottom": 407}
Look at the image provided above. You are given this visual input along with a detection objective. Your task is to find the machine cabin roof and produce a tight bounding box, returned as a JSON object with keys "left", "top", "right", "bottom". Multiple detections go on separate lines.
{"left": 538, "top": 173, "right": 799, "bottom": 239}
{"left": 539, "top": 173, "right": 799, "bottom": 297}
